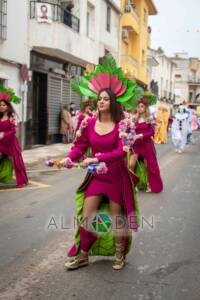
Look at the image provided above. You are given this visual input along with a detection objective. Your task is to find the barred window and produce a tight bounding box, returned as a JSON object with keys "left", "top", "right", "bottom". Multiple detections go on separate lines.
{"left": 0, "top": 0, "right": 7, "bottom": 40}
{"left": 0, "top": 79, "right": 5, "bottom": 87}
{"left": 106, "top": 5, "right": 111, "bottom": 32}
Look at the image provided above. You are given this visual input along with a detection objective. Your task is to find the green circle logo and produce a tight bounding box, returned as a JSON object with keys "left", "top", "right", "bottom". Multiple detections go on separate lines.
{"left": 92, "top": 213, "right": 112, "bottom": 234}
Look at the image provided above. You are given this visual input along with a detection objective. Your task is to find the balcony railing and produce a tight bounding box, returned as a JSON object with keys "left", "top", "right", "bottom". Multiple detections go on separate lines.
{"left": 124, "top": 3, "right": 139, "bottom": 23}
{"left": 30, "top": 1, "right": 80, "bottom": 32}
{"left": 188, "top": 78, "right": 200, "bottom": 84}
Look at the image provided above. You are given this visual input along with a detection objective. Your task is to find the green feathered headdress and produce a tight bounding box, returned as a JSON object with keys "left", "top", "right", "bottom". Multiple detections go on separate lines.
{"left": 71, "top": 54, "right": 142, "bottom": 110}
{"left": 136, "top": 92, "right": 157, "bottom": 107}
{"left": 0, "top": 87, "right": 21, "bottom": 104}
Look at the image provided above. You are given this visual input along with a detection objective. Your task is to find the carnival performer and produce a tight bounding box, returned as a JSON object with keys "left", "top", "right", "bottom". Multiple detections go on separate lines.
{"left": 75, "top": 98, "right": 93, "bottom": 134}
{"left": 182, "top": 100, "right": 194, "bottom": 144}
{"left": 128, "top": 96, "right": 163, "bottom": 193}
{"left": 171, "top": 105, "right": 190, "bottom": 153}
{"left": 61, "top": 54, "right": 141, "bottom": 270}
{"left": 154, "top": 104, "right": 169, "bottom": 144}
{"left": 191, "top": 110, "right": 198, "bottom": 131}
{"left": 0, "top": 87, "right": 28, "bottom": 188}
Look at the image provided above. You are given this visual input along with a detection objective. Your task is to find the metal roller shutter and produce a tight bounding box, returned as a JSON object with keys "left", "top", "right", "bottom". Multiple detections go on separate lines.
{"left": 62, "top": 79, "right": 70, "bottom": 106}
{"left": 48, "top": 74, "right": 62, "bottom": 135}
{"left": 62, "top": 78, "right": 82, "bottom": 109}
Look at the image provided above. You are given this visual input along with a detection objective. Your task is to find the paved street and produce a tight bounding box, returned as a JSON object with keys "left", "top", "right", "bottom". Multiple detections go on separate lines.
{"left": 0, "top": 134, "right": 200, "bottom": 300}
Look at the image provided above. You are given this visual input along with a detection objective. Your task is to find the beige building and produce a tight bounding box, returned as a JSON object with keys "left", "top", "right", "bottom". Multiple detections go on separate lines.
{"left": 171, "top": 53, "right": 190, "bottom": 104}
{"left": 188, "top": 58, "right": 200, "bottom": 104}
{"left": 172, "top": 52, "right": 200, "bottom": 106}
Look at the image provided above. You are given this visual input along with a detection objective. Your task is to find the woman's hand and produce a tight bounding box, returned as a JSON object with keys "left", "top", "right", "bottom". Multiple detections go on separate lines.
{"left": 60, "top": 157, "right": 73, "bottom": 168}
{"left": 0, "top": 132, "right": 4, "bottom": 139}
{"left": 123, "top": 145, "right": 130, "bottom": 152}
{"left": 134, "top": 134, "right": 143, "bottom": 141}
{"left": 82, "top": 157, "right": 98, "bottom": 168}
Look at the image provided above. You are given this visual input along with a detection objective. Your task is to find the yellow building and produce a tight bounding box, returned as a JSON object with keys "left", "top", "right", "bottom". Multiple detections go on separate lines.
{"left": 120, "top": 0, "right": 157, "bottom": 88}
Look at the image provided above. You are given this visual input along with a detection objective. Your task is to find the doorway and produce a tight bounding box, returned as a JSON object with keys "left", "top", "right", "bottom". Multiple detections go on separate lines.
{"left": 32, "top": 72, "right": 48, "bottom": 145}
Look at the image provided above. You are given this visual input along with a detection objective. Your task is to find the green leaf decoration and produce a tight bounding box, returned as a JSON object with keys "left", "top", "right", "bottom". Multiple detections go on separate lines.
{"left": 70, "top": 54, "right": 143, "bottom": 108}
{"left": 122, "top": 78, "right": 128, "bottom": 87}
{"left": 94, "top": 65, "right": 106, "bottom": 75}
{"left": 101, "top": 53, "right": 117, "bottom": 72}
{"left": 72, "top": 190, "right": 133, "bottom": 257}
{"left": 81, "top": 77, "right": 90, "bottom": 88}
{"left": 12, "top": 95, "right": 21, "bottom": 104}
{"left": 79, "top": 86, "right": 97, "bottom": 98}
{"left": 0, "top": 87, "right": 21, "bottom": 104}
{"left": 143, "top": 92, "right": 157, "bottom": 106}
{"left": 117, "top": 90, "right": 135, "bottom": 103}
{"left": 116, "top": 67, "right": 124, "bottom": 80}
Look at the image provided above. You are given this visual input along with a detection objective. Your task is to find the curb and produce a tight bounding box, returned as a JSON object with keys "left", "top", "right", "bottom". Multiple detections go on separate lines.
{"left": 23, "top": 144, "right": 73, "bottom": 168}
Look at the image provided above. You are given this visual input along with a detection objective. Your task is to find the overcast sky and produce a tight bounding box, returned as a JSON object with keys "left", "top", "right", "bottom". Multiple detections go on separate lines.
{"left": 114, "top": 0, "right": 200, "bottom": 57}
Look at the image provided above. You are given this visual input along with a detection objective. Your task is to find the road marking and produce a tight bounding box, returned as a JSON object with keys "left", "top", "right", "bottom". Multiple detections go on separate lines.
{"left": 0, "top": 180, "right": 50, "bottom": 192}
{"left": 26, "top": 168, "right": 66, "bottom": 173}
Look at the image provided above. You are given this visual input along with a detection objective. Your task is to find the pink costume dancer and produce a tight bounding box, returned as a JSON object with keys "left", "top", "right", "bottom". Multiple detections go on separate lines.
{"left": 131, "top": 98, "right": 163, "bottom": 193}
{"left": 75, "top": 99, "right": 93, "bottom": 134}
{"left": 66, "top": 116, "right": 139, "bottom": 267}
{"left": 0, "top": 88, "right": 28, "bottom": 188}
{"left": 68, "top": 117, "right": 138, "bottom": 225}
{"left": 64, "top": 54, "right": 142, "bottom": 270}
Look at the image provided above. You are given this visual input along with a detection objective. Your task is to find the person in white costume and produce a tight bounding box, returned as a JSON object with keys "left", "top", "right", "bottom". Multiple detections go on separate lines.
{"left": 171, "top": 105, "right": 189, "bottom": 153}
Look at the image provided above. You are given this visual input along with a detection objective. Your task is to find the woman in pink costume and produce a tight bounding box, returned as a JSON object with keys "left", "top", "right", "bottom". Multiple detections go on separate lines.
{"left": 129, "top": 98, "right": 163, "bottom": 193}
{"left": 75, "top": 98, "right": 93, "bottom": 133}
{"left": 62, "top": 89, "right": 139, "bottom": 270}
{"left": 0, "top": 89, "right": 28, "bottom": 188}
{"left": 61, "top": 54, "right": 141, "bottom": 270}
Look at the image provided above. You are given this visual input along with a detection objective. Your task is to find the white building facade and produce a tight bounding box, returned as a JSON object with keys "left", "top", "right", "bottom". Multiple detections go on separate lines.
{"left": 0, "top": 0, "right": 29, "bottom": 147}
{"left": 148, "top": 48, "right": 176, "bottom": 108}
{"left": 0, "top": 0, "right": 121, "bottom": 148}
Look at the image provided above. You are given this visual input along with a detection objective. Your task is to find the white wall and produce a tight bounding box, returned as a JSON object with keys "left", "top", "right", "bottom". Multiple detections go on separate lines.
{"left": 0, "top": 0, "right": 29, "bottom": 123}
{"left": 29, "top": 20, "right": 99, "bottom": 64}
{"left": 99, "top": 0, "right": 121, "bottom": 61}
{"left": 28, "top": 0, "right": 121, "bottom": 65}
{"left": 0, "top": 0, "right": 29, "bottom": 65}
{"left": 151, "top": 52, "right": 176, "bottom": 99}
{"left": 0, "top": 62, "right": 25, "bottom": 121}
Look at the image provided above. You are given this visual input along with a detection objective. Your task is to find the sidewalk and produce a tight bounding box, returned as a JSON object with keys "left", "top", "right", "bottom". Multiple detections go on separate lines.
{"left": 22, "top": 143, "right": 72, "bottom": 167}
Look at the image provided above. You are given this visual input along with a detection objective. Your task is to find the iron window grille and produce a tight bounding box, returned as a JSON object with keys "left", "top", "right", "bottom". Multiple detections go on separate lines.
{"left": 0, "top": 0, "right": 7, "bottom": 41}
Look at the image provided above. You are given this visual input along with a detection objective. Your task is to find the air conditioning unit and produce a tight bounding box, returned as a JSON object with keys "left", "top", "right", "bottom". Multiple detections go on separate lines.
{"left": 125, "top": 4, "right": 131, "bottom": 12}
{"left": 122, "top": 29, "right": 129, "bottom": 40}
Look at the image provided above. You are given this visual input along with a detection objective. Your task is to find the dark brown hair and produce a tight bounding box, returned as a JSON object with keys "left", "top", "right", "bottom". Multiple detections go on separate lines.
{"left": 0, "top": 100, "right": 15, "bottom": 119}
{"left": 97, "top": 88, "right": 124, "bottom": 123}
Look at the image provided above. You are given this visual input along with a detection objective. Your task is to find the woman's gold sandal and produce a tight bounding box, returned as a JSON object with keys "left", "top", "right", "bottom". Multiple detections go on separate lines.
{"left": 65, "top": 253, "right": 89, "bottom": 270}
{"left": 113, "top": 242, "right": 125, "bottom": 270}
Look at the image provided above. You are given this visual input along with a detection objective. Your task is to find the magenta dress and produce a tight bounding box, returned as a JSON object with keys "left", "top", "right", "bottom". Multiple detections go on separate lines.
{"left": 75, "top": 113, "right": 85, "bottom": 132}
{"left": 67, "top": 117, "right": 138, "bottom": 231}
{"left": 133, "top": 121, "right": 163, "bottom": 193}
{"left": 0, "top": 116, "right": 28, "bottom": 187}
{"left": 75, "top": 112, "right": 93, "bottom": 132}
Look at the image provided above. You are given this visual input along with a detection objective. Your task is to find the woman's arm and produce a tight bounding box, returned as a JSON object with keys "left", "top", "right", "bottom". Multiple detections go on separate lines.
{"left": 141, "top": 124, "right": 155, "bottom": 139}
{"left": 0, "top": 119, "right": 16, "bottom": 143}
{"left": 66, "top": 122, "right": 89, "bottom": 161}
